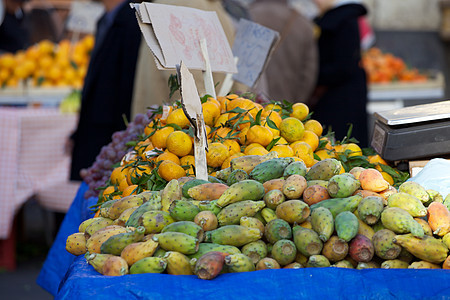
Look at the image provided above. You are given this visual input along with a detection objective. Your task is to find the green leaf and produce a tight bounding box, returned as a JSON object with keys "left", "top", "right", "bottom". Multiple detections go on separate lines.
{"left": 266, "top": 137, "right": 281, "bottom": 151}
{"left": 168, "top": 74, "right": 180, "bottom": 98}
{"left": 265, "top": 118, "right": 279, "bottom": 130}
{"left": 226, "top": 107, "right": 248, "bottom": 114}
{"left": 165, "top": 123, "right": 183, "bottom": 131}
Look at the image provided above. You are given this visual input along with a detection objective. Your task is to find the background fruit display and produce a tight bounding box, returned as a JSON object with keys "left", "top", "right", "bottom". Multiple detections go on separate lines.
{"left": 362, "top": 47, "right": 429, "bottom": 84}
{"left": 66, "top": 156, "right": 450, "bottom": 278}
{"left": 0, "top": 35, "right": 93, "bottom": 89}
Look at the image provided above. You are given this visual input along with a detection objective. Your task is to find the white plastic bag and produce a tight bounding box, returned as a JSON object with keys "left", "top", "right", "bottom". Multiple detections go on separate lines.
{"left": 408, "top": 158, "right": 450, "bottom": 198}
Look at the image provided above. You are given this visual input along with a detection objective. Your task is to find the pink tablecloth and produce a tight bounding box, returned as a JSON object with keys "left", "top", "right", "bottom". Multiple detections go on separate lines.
{"left": 0, "top": 107, "right": 80, "bottom": 239}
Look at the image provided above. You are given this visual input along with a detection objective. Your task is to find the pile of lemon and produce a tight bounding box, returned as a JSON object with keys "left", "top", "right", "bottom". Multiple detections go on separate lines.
{"left": 0, "top": 35, "right": 94, "bottom": 89}
{"left": 101, "top": 95, "right": 394, "bottom": 201}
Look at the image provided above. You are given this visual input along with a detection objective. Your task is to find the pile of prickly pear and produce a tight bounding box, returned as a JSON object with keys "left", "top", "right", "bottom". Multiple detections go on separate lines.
{"left": 66, "top": 156, "right": 450, "bottom": 278}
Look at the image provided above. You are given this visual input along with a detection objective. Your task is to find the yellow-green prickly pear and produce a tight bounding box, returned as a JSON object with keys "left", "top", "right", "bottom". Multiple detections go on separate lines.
{"left": 153, "top": 232, "right": 199, "bottom": 255}
{"left": 216, "top": 180, "right": 265, "bottom": 208}
{"left": 332, "top": 260, "right": 354, "bottom": 268}
{"left": 261, "top": 207, "right": 277, "bottom": 223}
{"left": 398, "top": 181, "right": 430, "bottom": 203}
{"left": 443, "top": 232, "right": 450, "bottom": 249}
{"left": 393, "top": 234, "right": 449, "bottom": 264}
{"left": 414, "top": 218, "right": 433, "bottom": 236}
{"left": 126, "top": 192, "right": 162, "bottom": 227}
{"left": 310, "top": 206, "right": 334, "bottom": 242}
{"left": 164, "top": 251, "right": 194, "bottom": 275}
{"left": 292, "top": 226, "right": 323, "bottom": 257}
{"left": 264, "top": 218, "right": 292, "bottom": 244}
{"left": 409, "top": 261, "right": 441, "bottom": 269}
{"left": 381, "top": 259, "right": 409, "bottom": 269}
{"left": 387, "top": 192, "right": 427, "bottom": 217}
{"left": 100, "top": 226, "right": 145, "bottom": 256}
{"left": 224, "top": 253, "right": 255, "bottom": 272}
{"left": 327, "top": 173, "right": 360, "bottom": 198}
{"left": 381, "top": 207, "right": 424, "bottom": 238}
{"left": 120, "top": 239, "right": 159, "bottom": 266}
{"left": 310, "top": 195, "right": 362, "bottom": 218}
{"left": 129, "top": 257, "right": 167, "bottom": 274}
{"left": 263, "top": 189, "right": 285, "bottom": 210}
{"left": 139, "top": 210, "right": 175, "bottom": 234}
{"left": 322, "top": 236, "right": 348, "bottom": 262}
{"left": 356, "top": 261, "right": 379, "bottom": 269}
{"left": 205, "top": 225, "right": 262, "bottom": 247}
{"left": 356, "top": 217, "right": 375, "bottom": 241}
{"left": 276, "top": 200, "right": 310, "bottom": 224}
{"left": 113, "top": 206, "right": 139, "bottom": 226}
{"left": 85, "top": 252, "right": 114, "bottom": 274}
{"left": 427, "top": 189, "right": 443, "bottom": 204}
{"left": 282, "top": 174, "right": 307, "bottom": 199}
{"left": 217, "top": 200, "right": 265, "bottom": 226}
{"left": 305, "top": 158, "right": 341, "bottom": 181}
{"left": 85, "top": 225, "right": 128, "bottom": 254}
{"left": 169, "top": 200, "right": 200, "bottom": 221}
{"left": 249, "top": 157, "right": 295, "bottom": 183}
{"left": 372, "top": 229, "right": 401, "bottom": 260}
{"left": 240, "top": 216, "right": 265, "bottom": 235}
{"left": 84, "top": 217, "right": 114, "bottom": 237}
{"left": 107, "top": 194, "right": 147, "bottom": 220}
{"left": 101, "top": 256, "right": 129, "bottom": 276}
{"left": 188, "top": 243, "right": 241, "bottom": 260}
{"left": 241, "top": 240, "right": 268, "bottom": 264}
{"left": 161, "top": 220, "right": 204, "bottom": 241}
{"left": 230, "top": 152, "right": 278, "bottom": 174}
{"left": 79, "top": 217, "right": 101, "bottom": 233}
{"left": 307, "top": 255, "right": 331, "bottom": 267}
{"left": 194, "top": 211, "right": 219, "bottom": 232}
{"left": 161, "top": 179, "right": 182, "bottom": 212}
{"left": 255, "top": 257, "right": 281, "bottom": 270}
{"left": 66, "top": 232, "right": 87, "bottom": 256}
{"left": 227, "top": 169, "right": 249, "bottom": 186}
{"left": 271, "top": 239, "right": 297, "bottom": 266}
{"left": 357, "top": 196, "right": 384, "bottom": 225}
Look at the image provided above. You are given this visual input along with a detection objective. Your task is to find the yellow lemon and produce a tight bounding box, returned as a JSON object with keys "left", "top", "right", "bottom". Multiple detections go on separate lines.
{"left": 206, "top": 142, "right": 230, "bottom": 168}
{"left": 304, "top": 119, "right": 323, "bottom": 137}
{"left": 166, "top": 131, "right": 193, "bottom": 157}
{"left": 279, "top": 117, "right": 305, "bottom": 143}
{"left": 246, "top": 125, "right": 273, "bottom": 147}
{"left": 290, "top": 102, "right": 309, "bottom": 121}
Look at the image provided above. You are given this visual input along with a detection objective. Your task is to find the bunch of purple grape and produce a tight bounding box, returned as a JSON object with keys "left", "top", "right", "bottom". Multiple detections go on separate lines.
{"left": 80, "top": 112, "right": 151, "bottom": 199}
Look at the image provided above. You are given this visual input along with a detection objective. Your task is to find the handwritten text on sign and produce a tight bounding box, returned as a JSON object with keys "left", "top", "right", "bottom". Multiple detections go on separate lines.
{"left": 232, "top": 19, "right": 279, "bottom": 87}
{"left": 135, "top": 3, "right": 236, "bottom": 73}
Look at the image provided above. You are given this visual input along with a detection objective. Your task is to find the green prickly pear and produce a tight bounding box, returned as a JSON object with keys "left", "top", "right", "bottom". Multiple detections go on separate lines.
{"left": 129, "top": 257, "right": 167, "bottom": 274}
{"left": 164, "top": 251, "right": 194, "bottom": 275}
{"left": 99, "top": 199, "right": 119, "bottom": 218}
{"left": 310, "top": 206, "right": 334, "bottom": 242}
{"left": 387, "top": 192, "right": 427, "bottom": 217}
{"left": 306, "top": 180, "right": 329, "bottom": 188}
{"left": 113, "top": 207, "right": 139, "bottom": 226}
{"left": 443, "top": 193, "right": 450, "bottom": 211}
{"left": 327, "top": 173, "right": 360, "bottom": 198}
{"left": 198, "top": 200, "right": 222, "bottom": 215}
{"left": 224, "top": 253, "right": 255, "bottom": 272}
{"left": 152, "top": 232, "right": 199, "bottom": 255}
{"left": 393, "top": 234, "right": 449, "bottom": 264}
{"left": 120, "top": 239, "right": 159, "bottom": 266}
{"left": 275, "top": 200, "right": 310, "bottom": 224}
{"left": 307, "top": 255, "right": 330, "bottom": 268}
{"left": 426, "top": 189, "right": 443, "bottom": 204}
{"left": 230, "top": 152, "right": 278, "bottom": 174}
{"left": 161, "top": 220, "right": 204, "bottom": 241}
{"left": 85, "top": 252, "right": 114, "bottom": 274}
{"left": 271, "top": 239, "right": 297, "bottom": 266}
{"left": 398, "top": 181, "right": 430, "bottom": 203}
{"left": 169, "top": 200, "right": 200, "bottom": 221}
{"left": 357, "top": 196, "right": 384, "bottom": 225}
{"left": 381, "top": 207, "right": 424, "bottom": 238}
{"left": 241, "top": 240, "right": 268, "bottom": 264}
{"left": 139, "top": 210, "right": 175, "bottom": 234}
{"left": 107, "top": 194, "right": 147, "bottom": 220}
{"left": 264, "top": 218, "right": 292, "bottom": 244}
{"left": 187, "top": 243, "right": 241, "bottom": 260}
{"left": 216, "top": 180, "right": 265, "bottom": 207}
{"left": 216, "top": 167, "right": 233, "bottom": 182}
{"left": 217, "top": 200, "right": 265, "bottom": 226}
{"left": 292, "top": 226, "right": 323, "bottom": 257}
{"left": 125, "top": 191, "right": 162, "bottom": 227}
{"left": 161, "top": 179, "right": 182, "bottom": 212}
{"left": 85, "top": 225, "right": 128, "bottom": 254}
{"left": 66, "top": 232, "right": 87, "bottom": 256}
{"left": 79, "top": 217, "right": 103, "bottom": 233}
{"left": 283, "top": 161, "right": 307, "bottom": 177}
{"left": 100, "top": 226, "right": 145, "bottom": 255}
{"left": 205, "top": 225, "right": 262, "bottom": 247}
{"left": 334, "top": 211, "right": 359, "bottom": 242}
{"left": 310, "top": 195, "right": 363, "bottom": 218}
{"left": 227, "top": 169, "right": 249, "bottom": 186}
{"left": 372, "top": 229, "right": 401, "bottom": 260}
{"left": 305, "top": 158, "right": 342, "bottom": 181}
{"left": 250, "top": 157, "right": 295, "bottom": 183}
{"left": 381, "top": 259, "right": 409, "bottom": 269}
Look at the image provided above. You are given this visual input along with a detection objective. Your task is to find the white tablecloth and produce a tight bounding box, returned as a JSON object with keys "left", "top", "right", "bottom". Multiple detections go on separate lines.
{"left": 0, "top": 107, "right": 80, "bottom": 239}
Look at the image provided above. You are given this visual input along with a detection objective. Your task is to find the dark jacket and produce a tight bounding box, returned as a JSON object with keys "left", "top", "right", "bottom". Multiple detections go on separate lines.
{"left": 70, "top": 1, "right": 141, "bottom": 180}
{"left": 312, "top": 3, "right": 368, "bottom": 147}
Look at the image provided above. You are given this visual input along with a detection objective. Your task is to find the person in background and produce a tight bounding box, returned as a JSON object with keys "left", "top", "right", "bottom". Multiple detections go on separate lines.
{"left": 248, "top": 0, "right": 318, "bottom": 104}
{"left": 131, "top": 0, "right": 240, "bottom": 118}
{"left": 68, "top": 0, "right": 141, "bottom": 181}
{"left": 0, "top": 0, "right": 30, "bottom": 53}
{"left": 310, "top": 0, "right": 369, "bottom": 147}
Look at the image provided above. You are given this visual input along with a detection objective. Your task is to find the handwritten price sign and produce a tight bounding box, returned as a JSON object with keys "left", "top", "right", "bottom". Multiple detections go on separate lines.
{"left": 133, "top": 3, "right": 237, "bottom": 73}
{"left": 232, "top": 19, "right": 279, "bottom": 87}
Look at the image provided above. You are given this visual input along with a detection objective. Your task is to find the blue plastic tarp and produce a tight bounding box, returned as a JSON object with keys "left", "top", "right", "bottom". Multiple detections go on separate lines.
{"left": 38, "top": 182, "right": 450, "bottom": 300}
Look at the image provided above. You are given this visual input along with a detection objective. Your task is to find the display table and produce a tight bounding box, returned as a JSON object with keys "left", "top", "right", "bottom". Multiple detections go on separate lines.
{"left": 0, "top": 107, "right": 81, "bottom": 269}
{"left": 38, "top": 183, "right": 450, "bottom": 300}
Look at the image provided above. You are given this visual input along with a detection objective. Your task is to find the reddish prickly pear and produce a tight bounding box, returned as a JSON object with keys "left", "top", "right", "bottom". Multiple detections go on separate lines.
{"left": 348, "top": 234, "right": 374, "bottom": 263}
{"left": 194, "top": 251, "right": 228, "bottom": 280}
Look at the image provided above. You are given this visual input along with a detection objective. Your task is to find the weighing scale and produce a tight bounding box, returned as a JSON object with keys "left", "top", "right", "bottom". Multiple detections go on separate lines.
{"left": 371, "top": 100, "right": 450, "bottom": 161}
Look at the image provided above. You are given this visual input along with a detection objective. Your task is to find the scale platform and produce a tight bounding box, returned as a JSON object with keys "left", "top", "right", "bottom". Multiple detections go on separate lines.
{"left": 371, "top": 100, "right": 450, "bottom": 161}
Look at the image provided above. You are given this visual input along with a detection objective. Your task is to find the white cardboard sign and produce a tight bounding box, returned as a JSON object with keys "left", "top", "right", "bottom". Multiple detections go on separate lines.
{"left": 132, "top": 2, "right": 237, "bottom": 73}
{"left": 232, "top": 18, "right": 280, "bottom": 87}
{"left": 66, "top": 1, "right": 105, "bottom": 34}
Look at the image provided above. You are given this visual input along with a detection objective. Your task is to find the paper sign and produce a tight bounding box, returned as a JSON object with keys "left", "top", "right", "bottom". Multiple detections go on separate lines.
{"left": 178, "top": 62, "right": 208, "bottom": 181}
{"left": 66, "top": 1, "right": 105, "bottom": 34}
{"left": 132, "top": 2, "right": 237, "bottom": 73}
{"left": 232, "top": 19, "right": 280, "bottom": 87}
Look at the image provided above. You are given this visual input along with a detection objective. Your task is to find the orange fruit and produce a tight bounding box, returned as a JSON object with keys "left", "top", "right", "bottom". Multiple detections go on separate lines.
{"left": 223, "top": 139, "right": 241, "bottom": 156}
{"left": 320, "top": 137, "right": 334, "bottom": 150}
{"left": 166, "top": 131, "right": 193, "bottom": 157}
{"left": 110, "top": 166, "right": 129, "bottom": 185}
{"left": 102, "top": 185, "right": 117, "bottom": 201}
{"left": 202, "top": 101, "right": 221, "bottom": 127}
{"left": 206, "top": 142, "right": 230, "bottom": 168}
{"left": 264, "top": 103, "right": 282, "bottom": 113}
{"left": 0, "top": 53, "right": 16, "bottom": 69}
{"left": 214, "top": 113, "right": 229, "bottom": 127}
{"left": 247, "top": 147, "right": 269, "bottom": 156}
{"left": 270, "top": 144, "right": 294, "bottom": 158}
{"left": 291, "top": 141, "right": 314, "bottom": 167}
{"left": 246, "top": 125, "right": 273, "bottom": 147}
{"left": 166, "top": 108, "right": 190, "bottom": 128}
{"left": 122, "top": 184, "right": 139, "bottom": 197}
{"left": 245, "top": 143, "right": 265, "bottom": 155}
{"left": 127, "top": 165, "right": 152, "bottom": 185}
{"left": 238, "top": 126, "right": 249, "bottom": 145}
{"left": 368, "top": 154, "right": 388, "bottom": 165}
{"left": 290, "top": 102, "right": 309, "bottom": 121}
{"left": 262, "top": 118, "right": 280, "bottom": 138}
{"left": 344, "top": 143, "right": 363, "bottom": 157}
{"left": 279, "top": 117, "right": 305, "bottom": 143}
{"left": 381, "top": 171, "right": 394, "bottom": 185}
{"left": 118, "top": 177, "right": 129, "bottom": 192}
{"left": 299, "top": 130, "right": 319, "bottom": 152}
{"left": 38, "top": 39, "right": 55, "bottom": 55}
{"left": 264, "top": 110, "right": 282, "bottom": 127}
{"left": 180, "top": 155, "right": 195, "bottom": 176}
{"left": 156, "top": 151, "right": 181, "bottom": 165}
{"left": 216, "top": 96, "right": 230, "bottom": 113}
{"left": 151, "top": 126, "right": 175, "bottom": 149}
{"left": 275, "top": 137, "right": 289, "bottom": 145}
{"left": 211, "top": 127, "right": 232, "bottom": 139}
{"left": 304, "top": 119, "right": 323, "bottom": 137}
{"left": 158, "top": 160, "right": 186, "bottom": 181}
{"left": 315, "top": 149, "right": 335, "bottom": 160}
